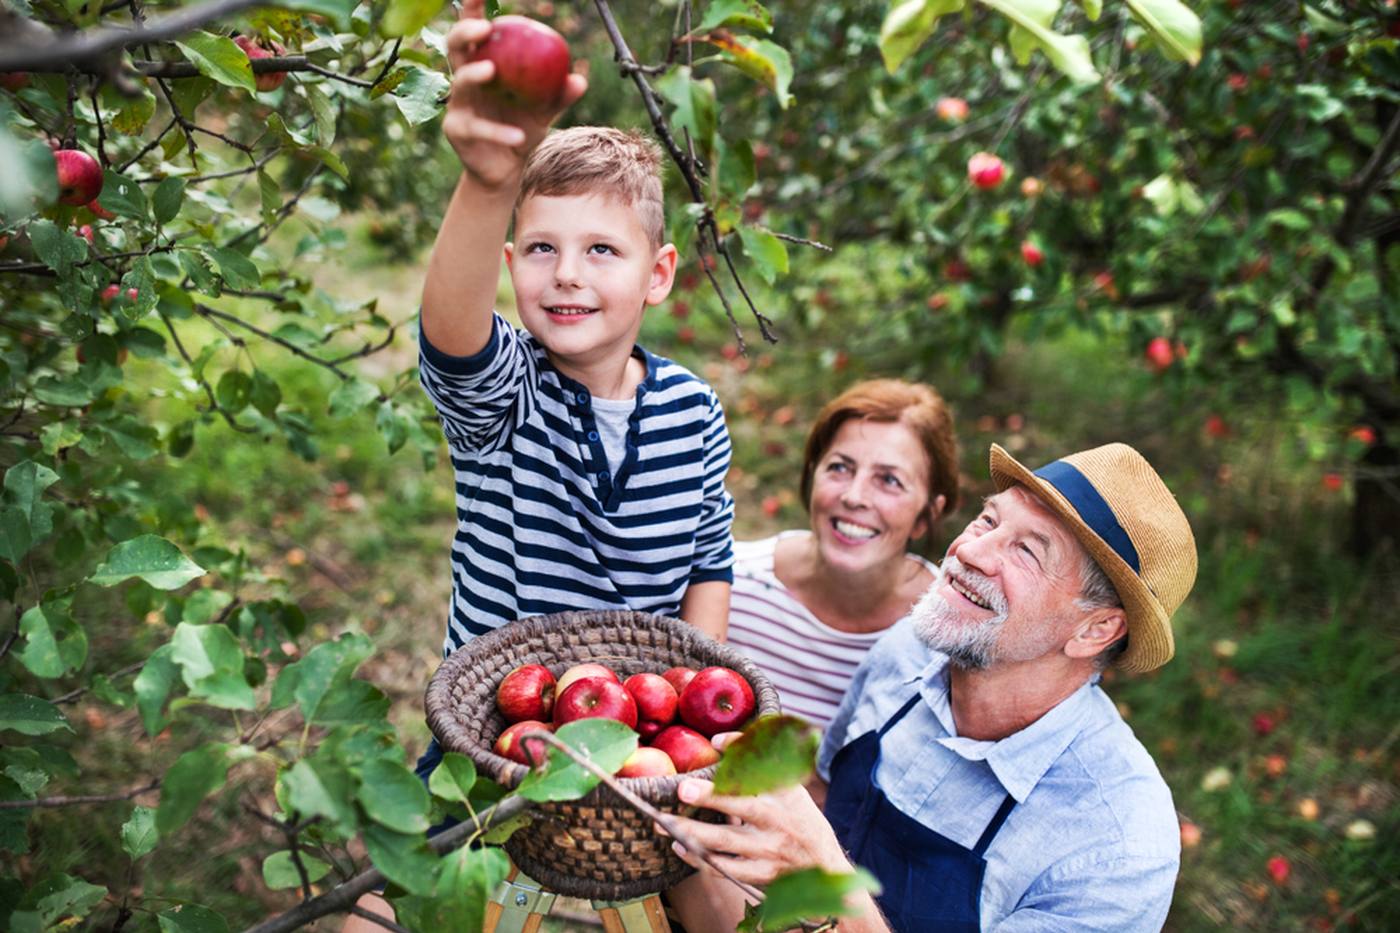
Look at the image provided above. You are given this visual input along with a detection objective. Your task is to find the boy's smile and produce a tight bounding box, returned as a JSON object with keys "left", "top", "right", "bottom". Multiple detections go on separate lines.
{"left": 506, "top": 192, "right": 677, "bottom": 392}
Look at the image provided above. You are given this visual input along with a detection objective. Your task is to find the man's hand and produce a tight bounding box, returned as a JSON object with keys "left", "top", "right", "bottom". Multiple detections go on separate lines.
{"left": 662, "top": 778, "right": 853, "bottom": 887}
{"left": 443, "top": 0, "right": 587, "bottom": 190}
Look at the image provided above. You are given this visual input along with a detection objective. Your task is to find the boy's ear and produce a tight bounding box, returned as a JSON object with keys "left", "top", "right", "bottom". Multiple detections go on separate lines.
{"left": 645, "top": 243, "right": 680, "bottom": 306}
{"left": 503, "top": 242, "right": 514, "bottom": 270}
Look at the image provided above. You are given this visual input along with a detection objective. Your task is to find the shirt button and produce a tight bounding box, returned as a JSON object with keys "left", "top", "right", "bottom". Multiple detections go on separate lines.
{"left": 587, "top": 430, "right": 599, "bottom": 442}
{"left": 576, "top": 391, "right": 589, "bottom": 404}
{"left": 597, "top": 471, "right": 608, "bottom": 481}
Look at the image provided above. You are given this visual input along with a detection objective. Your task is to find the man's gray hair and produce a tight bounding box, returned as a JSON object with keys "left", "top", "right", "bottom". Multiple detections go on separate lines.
{"left": 1076, "top": 552, "right": 1128, "bottom": 670}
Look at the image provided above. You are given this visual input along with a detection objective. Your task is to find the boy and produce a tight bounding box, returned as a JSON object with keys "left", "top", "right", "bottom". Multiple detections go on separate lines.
{"left": 418, "top": 1, "right": 734, "bottom": 656}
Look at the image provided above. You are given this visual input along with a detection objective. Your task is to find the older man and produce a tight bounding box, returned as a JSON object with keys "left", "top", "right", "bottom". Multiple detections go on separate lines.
{"left": 667, "top": 443, "right": 1196, "bottom": 932}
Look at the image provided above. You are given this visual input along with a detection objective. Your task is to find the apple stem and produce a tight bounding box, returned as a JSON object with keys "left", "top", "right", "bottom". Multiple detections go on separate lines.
{"left": 522, "top": 729, "right": 765, "bottom": 905}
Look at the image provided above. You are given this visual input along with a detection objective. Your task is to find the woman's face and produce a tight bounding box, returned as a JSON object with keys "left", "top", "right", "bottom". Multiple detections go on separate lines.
{"left": 808, "top": 418, "right": 941, "bottom": 575}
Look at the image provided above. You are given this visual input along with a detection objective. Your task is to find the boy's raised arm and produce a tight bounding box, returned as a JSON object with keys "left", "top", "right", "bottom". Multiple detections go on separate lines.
{"left": 421, "top": 0, "right": 586, "bottom": 357}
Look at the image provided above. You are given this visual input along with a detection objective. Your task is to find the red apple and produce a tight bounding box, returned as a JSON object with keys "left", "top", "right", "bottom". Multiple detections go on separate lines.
{"left": 494, "top": 719, "right": 552, "bottom": 766}
{"left": 1322, "top": 472, "right": 1344, "bottom": 492}
{"left": 1019, "top": 240, "right": 1044, "bottom": 267}
{"left": 944, "top": 257, "right": 972, "bottom": 283}
{"left": 467, "top": 15, "right": 572, "bottom": 111}
{"left": 553, "top": 677, "right": 638, "bottom": 729}
{"left": 650, "top": 725, "right": 720, "bottom": 773}
{"left": 678, "top": 666, "right": 756, "bottom": 736}
{"left": 496, "top": 663, "right": 556, "bottom": 723}
{"left": 662, "top": 666, "right": 697, "bottom": 696}
{"left": 0, "top": 234, "right": 9, "bottom": 252}
{"left": 935, "top": 96, "right": 968, "bottom": 122}
{"left": 624, "top": 672, "right": 678, "bottom": 732}
{"left": 77, "top": 224, "right": 95, "bottom": 245}
{"left": 86, "top": 199, "right": 115, "bottom": 221}
{"left": 1266, "top": 855, "right": 1291, "bottom": 886}
{"left": 967, "top": 152, "right": 1005, "bottom": 190}
{"left": 761, "top": 496, "right": 781, "bottom": 518}
{"left": 616, "top": 746, "right": 677, "bottom": 778}
{"left": 1349, "top": 425, "right": 1376, "bottom": 446}
{"left": 1144, "top": 337, "right": 1174, "bottom": 373}
{"left": 1, "top": 72, "right": 28, "bottom": 92}
{"left": 1020, "top": 176, "right": 1043, "bottom": 198}
{"left": 637, "top": 719, "right": 665, "bottom": 742}
{"left": 234, "top": 35, "right": 288, "bottom": 92}
{"left": 555, "top": 662, "right": 619, "bottom": 698}
{"left": 1204, "top": 415, "right": 1229, "bottom": 439}
{"left": 101, "top": 285, "right": 139, "bottom": 305}
{"left": 54, "top": 149, "right": 103, "bottom": 206}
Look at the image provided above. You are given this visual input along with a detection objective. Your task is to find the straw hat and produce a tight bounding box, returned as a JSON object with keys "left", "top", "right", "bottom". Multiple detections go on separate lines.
{"left": 988, "top": 443, "right": 1197, "bottom": 673}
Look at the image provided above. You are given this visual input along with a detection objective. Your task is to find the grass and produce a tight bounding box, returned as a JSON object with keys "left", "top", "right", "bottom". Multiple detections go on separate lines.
{"left": 22, "top": 218, "right": 1399, "bottom": 931}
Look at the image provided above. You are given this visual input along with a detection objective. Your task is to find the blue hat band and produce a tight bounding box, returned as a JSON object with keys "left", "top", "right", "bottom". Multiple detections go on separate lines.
{"left": 1033, "top": 460, "right": 1141, "bottom": 575}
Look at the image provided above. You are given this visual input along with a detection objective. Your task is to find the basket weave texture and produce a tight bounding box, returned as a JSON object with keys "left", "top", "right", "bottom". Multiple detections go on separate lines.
{"left": 425, "top": 610, "right": 782, "bottom": 901}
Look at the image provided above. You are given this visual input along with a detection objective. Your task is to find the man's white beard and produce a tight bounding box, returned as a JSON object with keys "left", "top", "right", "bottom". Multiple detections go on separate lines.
{"left": 912, "top": 555, "right": 1010, "bottom": 671}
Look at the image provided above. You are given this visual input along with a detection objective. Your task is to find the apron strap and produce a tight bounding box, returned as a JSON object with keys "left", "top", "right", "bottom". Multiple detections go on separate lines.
{"left": 877, "top": 692, "right": 925, "bottom": 739}
{"left": 972, "top": 793, "right": 1017, "bottom": 857}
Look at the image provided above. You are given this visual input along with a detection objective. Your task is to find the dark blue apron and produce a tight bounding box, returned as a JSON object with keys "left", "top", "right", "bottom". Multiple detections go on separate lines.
{"left": 825, "top": 693, "right": 1016, "bottom": 933}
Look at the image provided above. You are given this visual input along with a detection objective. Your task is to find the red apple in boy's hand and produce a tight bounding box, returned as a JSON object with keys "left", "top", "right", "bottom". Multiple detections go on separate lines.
{"left": 555, "top": 662, "right": 619, "bottom": 697}
{"left": 495, "top": 719, "right": 552, "bottom": 766}
{"left": 678, "top": 667, "right": 756, "bottom": 736}
{"left": 496, "top": 663, "right": 556, "bottom": 723}
{"left": 616, "top": 746, "right": 677, "bottom": 778}
{"left": 467, "top": 15, "right": 572, "bottom": 111}
{"left": 553, "top": 677, "right": 638, "bottom": 729}
{"left": 661, "top": 666, "right": 697, "bottom": 696}
{"left": 650, "top": 725, "right": 720, "bottom": 773}
{"left": 624, "top": 673, "right": 678, "bottom": 729}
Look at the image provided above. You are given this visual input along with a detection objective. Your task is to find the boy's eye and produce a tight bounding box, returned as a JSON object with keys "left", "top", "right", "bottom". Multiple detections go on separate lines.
{"left": 589, "top": 243, "right": 617, "bottom": 255}
{"left": 524, "top": 242, "right": 554, "bottom": 254}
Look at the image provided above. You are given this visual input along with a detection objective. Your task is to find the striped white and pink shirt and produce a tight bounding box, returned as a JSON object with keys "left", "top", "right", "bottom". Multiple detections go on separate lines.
{"left": 726, "top": 533, "right": 938, "bottom": 735}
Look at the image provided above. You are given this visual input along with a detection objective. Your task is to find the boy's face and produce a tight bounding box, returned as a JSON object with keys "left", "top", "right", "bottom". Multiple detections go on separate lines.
{"left": 506, "top": 191, "right": 677, "bottom": 378}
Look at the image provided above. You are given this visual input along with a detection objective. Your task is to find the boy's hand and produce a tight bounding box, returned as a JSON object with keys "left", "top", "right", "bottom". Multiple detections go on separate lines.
{"left": 444, "top": 0, "right": 587, "bottom": 190}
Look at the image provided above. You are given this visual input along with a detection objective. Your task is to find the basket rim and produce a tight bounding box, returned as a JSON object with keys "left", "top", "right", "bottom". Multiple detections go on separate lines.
{"left": 424, "top": 609, "right": 783, "bottom": 800}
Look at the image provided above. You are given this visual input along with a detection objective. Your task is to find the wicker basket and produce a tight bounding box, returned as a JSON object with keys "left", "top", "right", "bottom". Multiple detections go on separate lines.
{"left": 424, "top": 610, "right": 782, "bottom": 901}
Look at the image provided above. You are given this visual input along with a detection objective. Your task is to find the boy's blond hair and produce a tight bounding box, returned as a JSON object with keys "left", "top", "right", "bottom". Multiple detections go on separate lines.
{"left": 517, "top": 126, "right": 666, "bottom": 248}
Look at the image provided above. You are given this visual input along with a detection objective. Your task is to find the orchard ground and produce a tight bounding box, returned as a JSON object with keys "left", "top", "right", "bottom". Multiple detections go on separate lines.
{"left": 34, "top": 217, "right": 1399, "bottom": 932}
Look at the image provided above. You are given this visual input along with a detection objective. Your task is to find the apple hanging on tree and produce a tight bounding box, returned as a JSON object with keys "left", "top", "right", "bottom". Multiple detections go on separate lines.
{"left": 234, "top": 36, "right": 288, "bottom": 92}
{"left": 468, "top": 15, "right": 572, "bottom": 111}
{"left": 1019, "top": 240, "right": 1044, "bottom": 267}
{"left": 935, "top": 96, "right": 968, "bottom": 122}
{"left": 967, "top": 152, "right": 1006, "bottom": 190}
{"left": 1144, "top": 337, "right": 1175, "bottom": 373}
{"left": 54, "top": 149, "right": 103, "bottom": 206}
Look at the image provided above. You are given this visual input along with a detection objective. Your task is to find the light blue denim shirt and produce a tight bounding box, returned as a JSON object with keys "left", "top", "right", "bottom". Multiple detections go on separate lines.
{"left": 817, "top": 620, "right": 1180, "bottom": 931}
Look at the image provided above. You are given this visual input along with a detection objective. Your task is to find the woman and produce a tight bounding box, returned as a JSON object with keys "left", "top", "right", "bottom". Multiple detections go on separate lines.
{"left": 727, "top": 378, "right": 960, "bottom": 736}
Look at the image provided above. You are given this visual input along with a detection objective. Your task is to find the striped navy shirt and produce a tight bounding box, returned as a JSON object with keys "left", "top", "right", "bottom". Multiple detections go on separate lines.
{"left": 420, "top": 314, "right": 735, "bottom": 655}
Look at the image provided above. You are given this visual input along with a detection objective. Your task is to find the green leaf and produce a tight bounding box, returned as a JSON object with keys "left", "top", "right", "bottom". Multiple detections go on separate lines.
{"left": 90, "top": 534, "right": 205, "bottom": 590}
{"left": 251, "top": 369, "right": 283, "bottom": 417}
{"left": 261, "top": 850, "right": 332, "bottom": 889}
{"left": 17, "top": 598, "right": 88, "bottom": 679}
{"left": 977, "top": 0, "right": 1100, "bottom": 83}
{"left": 304, "top": 82, "right": 337, "bottom": 146}
{"left": 429, "top": 846, "right": 511, "bottom": 933}
{"left": 134, "top": 644, "right": 179, "bottom": 736}
{"left": 206, "top": 248, "right": 261, "bottom": 290}
{"left": 27, "top": 219, "right": 87, "bottom": 276}
{"left": 0, "top": 132, "right": 59, "bottom": 216}
{"left": 717, "top": 137, "right": 757, "bottom": 201}
{"left": 363, "top": 822, "right": 440, "bottom": 895}
{"left": 738, "top": 867, "right": 881, "bottom": 933}
{"left": 109, "top": 85, "right": 158, "bottom": 135}
{"left": 1295, "top": 84, "right": 1344, "bottom": 123}
{"left": 281, "top": 0, "right": 358, "bottom": 29}
{"left": 356, "top": 758, "right": 431, "bottom": 833}
{"left": 157, "top": 903, "right": 231, "bottom": 933}
{"left": 696, "top": 0, "right": 773, "bottom": 33}
{"left": 4, "top": 460, "right": 59, "bottom": 545}
{"left": 656, "top": 67, "right": 718, "bottom": 164}
{"left": 329, "top": 377, "right": 381, "bottom": 417}
{"left": 712, "top": 715, "right": 819, "bottom": 796}
{"left": 517, "top": 719, "right": 637, "bottom": 802}
{"left": 1124, "top": 0, "right": 1202, "bottom": 65}
{"left": 23, "top": 874, "right": 108, "bottom": 928}
{"left": 283, "top": 758, "right": 359, "bottom": 831}
{"left": 175, "top": 31, "right": 257, "bottom": 93}
{"left": 156, "top": 743, "right": 232, "bottom": 835}
{"left": 705, "top": 34, "right": 795, "bottom": 107}
{"left": 737, "top": 227, "right": 789, "bottom": 285}
{"left": 216, "top": 370, "right": 253, "bottom": 414}
{"left": 427, "top": 752, "right": 477, "bottom": 804}
{"left": 383, "top": 0, "right": 443, "bottom": 38}
{"left": 391, "top": 66, "right": 450, "bottom": 126}
{"left": 121, "top": 805, "right": 160, "bottom": 859}
{"left": 271, "top": 632, "right": 374, "bottom": 721}
{"left": 1079, "top": 0, "right": 1102, "bottom": 20}
{"left": 879, "top": 0, "right": 964, "bottom": 73}
{"left": 171, "top": 622, "right": 256, "bottom": 710}
{"left": 257, "top": 168, "right": 279, "bottom": 226}
{"left": 152, "top": 177, "right": 186, "bottom": 225}
{"left": 0, "top": 694, "right": 71, "bottom": 735}
{"left": 98, "top": 169, "right": 150, "bottom": 221}
{"left": 376, "top": 402, "right": 409, "bottom": 454}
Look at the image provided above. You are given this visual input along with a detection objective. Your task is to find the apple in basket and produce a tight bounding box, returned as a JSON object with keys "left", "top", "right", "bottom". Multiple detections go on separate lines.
{"left": 678, "top": 666, "right": 756, "bottom": 736}
{"left": 555, "top": 662, "right": 620, "bottom": 697}
{"left": 662, "top": 666, "right": 697, "bottom": 695}
{"left": 497, "top": 663, "right": 556, "bottom": 723}
{"left": 553, "top": 677, "right": 638, "bottom": 729}
{"left": 650, "top": 725, "right": 720, "bottom": 773}
{"left": 616, "top": 746, "right": 678, "bottom": 778}
{"left": 624, "top": 672, "right": 678, "bottom": 733}
{"left": 495, "top": 719, "right": 552, "bottom": 766}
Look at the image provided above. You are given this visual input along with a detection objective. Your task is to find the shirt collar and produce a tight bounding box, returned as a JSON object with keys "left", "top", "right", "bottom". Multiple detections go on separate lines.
{"left": 906, "top": 654, "right": 1100, "bottom": 803}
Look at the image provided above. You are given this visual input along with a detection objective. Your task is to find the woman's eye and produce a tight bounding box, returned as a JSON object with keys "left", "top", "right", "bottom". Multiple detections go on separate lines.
{"left": 881, "top": 473, "right": 903, "bottom": 488}
{"left": 826, "top": 461, "right": 849, "bottom": 473}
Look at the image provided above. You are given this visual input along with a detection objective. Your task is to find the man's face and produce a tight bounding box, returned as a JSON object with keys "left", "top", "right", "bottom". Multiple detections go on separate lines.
{"left": 912, "top": 486, "right": 1091, "bottom": 669}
